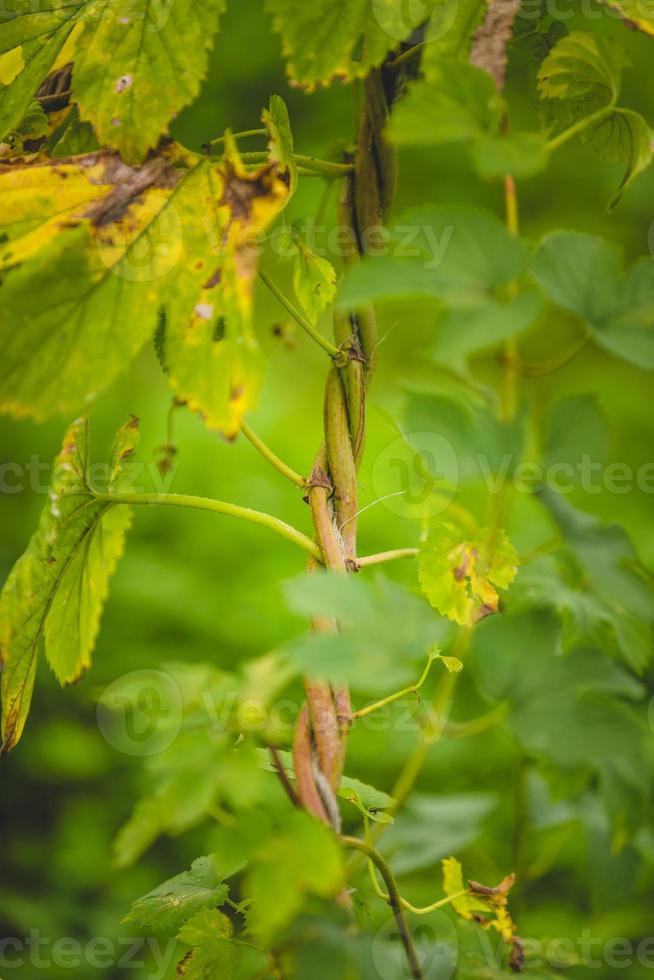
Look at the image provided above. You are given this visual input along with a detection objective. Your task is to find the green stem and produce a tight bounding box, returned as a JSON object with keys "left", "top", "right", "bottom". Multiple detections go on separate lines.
{"left": 387, "top": 41, "right": 426, "bottom": 70}
{"left": 341, "top": 837, "right": 425, "bottom": 980}
{"left": 352, "top": 655, "right": 436, "bottom": 720}
{"left": 442, "top": 701, "right": 509, "bottom": 738}
{"left": 356, "top": 547, "right": 418, "bottom": 567}
{"left": 205, "top": 128, "right": 267, "bottom": 150}
{"left": 546, "top": 105, "right": 614, "bottom": 153}
{"left": 238, "top": 150, "right": 353, "bottom": 177}
{"left": 294, "top": 154, "right": 354, "bottom": 177}
{"left": 259, "top": 268, "right": 341, "bottom": 359}
{"left": 240, "top": 421, "right": 306, "bottom": 488}
{"left": 365, "top": 848, "right": 471, "bottom": 915}
{"left": 502, "top": 174, "right": 520, "bottom": 423}
{"left": 91, "top": 491, "right": 322, "bottom": 562}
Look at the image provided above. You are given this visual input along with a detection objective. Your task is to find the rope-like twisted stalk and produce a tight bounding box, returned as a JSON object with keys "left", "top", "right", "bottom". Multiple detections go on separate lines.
{"left": 292, "top": 69, "right": 398, "bottom": 828}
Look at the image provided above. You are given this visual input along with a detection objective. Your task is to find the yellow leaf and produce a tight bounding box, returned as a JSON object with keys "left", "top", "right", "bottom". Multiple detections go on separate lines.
{"left": 419, "top": 524, "right": 518, "bottom": 627}
{"left": 0, "top": 48, "right": 24, "bottom": 86}
{"left": 599, "top": 0, "right": 654, "bottom": 36}
{"left": 0, "top": 143, "right": 290, "bottom": 434}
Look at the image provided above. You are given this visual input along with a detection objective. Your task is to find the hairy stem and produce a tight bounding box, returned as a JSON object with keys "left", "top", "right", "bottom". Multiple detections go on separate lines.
{"left": 91, "top": 491, "right": 321, "bottom": 561}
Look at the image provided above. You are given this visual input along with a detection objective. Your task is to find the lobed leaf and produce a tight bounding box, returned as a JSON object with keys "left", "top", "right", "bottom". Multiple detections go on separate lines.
{"left": 391, "top": 59, "right": 505, "bottom": 148}
{"left": 0, "top": 0, "right": 226, "bottom": 161}
{"left": 339, "top": 205, "right": 530, "bottom": 310}
{"left": 537, "top": 31, "right": 627, "bottom": 104}
{"left": 123, "top": 855, "right": 235, "bottom": 932}
{"left": 418, "top": 523, "right": 518, "bottom": 626}
{"left": 0, "top": 143, "right": 290, "bottom": 434}
{"left": 537, "top": 31, "right": 652, "bottom": 205}
{"left": 540, "top": 489, "right": 654, "bottom": 672}
{"left": 0, "top": 415, "right": 137, "bottom": 751}
{"left": 244, "top": 809, "right": 343, "bottom": 942}
{"left": 265, "top": 0, "right": 415, "bottom": 89}
{"left": 532, "top": 232, "right": 654, "bottom": 369}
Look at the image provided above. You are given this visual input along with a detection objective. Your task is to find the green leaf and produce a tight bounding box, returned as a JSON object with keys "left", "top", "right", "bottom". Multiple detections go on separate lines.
{"left": 244, "top": 809, "right": 343, "bottom": 942}
{"left": 542, "top": 394, "right": 609, "bottom": 476}
{"left": 0, "top": 0, "right": 226, "bottom": 160}
{"left": 422, "top": 0, "right": 487, "bottom": 62}
{"left": 113, "top": 796, "right": 165, "bottom": 870}
{"left": 114, "top": 729, "right": 269, "bottom": 866}
{"left": 265, "top": 0, "right": 415, "bottom": 89}
{"left": 539, "top": 490, "right": 654, "bottom": 672}
{"left": 392, "top": 55, "right": 547, "bottom": 179}
{"left": 391, "top": 59, "right": 505, "bottom": 147}
{"left": 0, "top": 7, "right": 78, "bottom": 140}
{"left": 123, "top": 855, "right": 234, "bottom": 931}
{"left": 282, "top": 573, "right": 448, "bottom": 692}
{"left": 50, "top": 108, "right": 98, "bottom": 157}
{"left": 471, "top": 131, "right": 549, "bottom": 178}
{"left": 512, "top": 554, "right": 644, "bottom": 668}
{"left": 537, "top": 31, "right": 627, "bottom": 104}
{"left": 514, "top": 13, "right": 568, "bottom": 65}
{"left": 418, "top": 523, "right": 518, "bottom": 626}
{"left": 339, "top": 206, "right": 530, "bottom": 309}
{"left": 0, "top": 147, "right": 289, "bottom": 433}
{"left": 0, "top": 415, "right": 137, "bottom": 752}
{"left": 432, "top": 290, "right": 543, "bottom": 370}
{"left": 177, "top": 909, "right": 244, "bottom": 979}
{"left": 584, "top": 107, "right": 653, "bottom": 210}
{"left": 384, "top": 793, "right": 497, "bottom": 875}
{"left": 290, "top": 236, "right": 337, "bottom": 325}
{"left": 262, "top": 93, "right": 297, "bottom": 195}
{"left": 537, "top": 32, "right": 652, "bottom": 205}
{"left": 532, "top": 232, "right": 654, "bottom": 369}
{"left": 404, "top": 391, "right": 526, "bottom": 485}
{"left": 471, "top": 611, "right": 650, "bottom": 818}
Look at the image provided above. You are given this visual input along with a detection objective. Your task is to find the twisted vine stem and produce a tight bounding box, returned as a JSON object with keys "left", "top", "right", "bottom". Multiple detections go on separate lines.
{"left": 292, "top": 68, "right": 399, "bottom": 828}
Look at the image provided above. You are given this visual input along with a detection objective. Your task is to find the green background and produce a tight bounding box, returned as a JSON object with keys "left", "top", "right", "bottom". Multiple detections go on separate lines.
{"left": 1, "top": 1, "right": 654, "bottom": 977}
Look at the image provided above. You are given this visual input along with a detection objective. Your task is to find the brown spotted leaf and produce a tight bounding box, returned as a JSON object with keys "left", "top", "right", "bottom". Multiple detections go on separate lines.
{"left": 418, "top": 523, "right": 518, "bottom": 627}
{"left": 0, "top": 142, "right": 290, "bottom": 434}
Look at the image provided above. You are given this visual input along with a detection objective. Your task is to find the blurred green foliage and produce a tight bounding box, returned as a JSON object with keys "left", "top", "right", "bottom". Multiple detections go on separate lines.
{"left": 1, "top": 1, "right": 654, "bottom": 978}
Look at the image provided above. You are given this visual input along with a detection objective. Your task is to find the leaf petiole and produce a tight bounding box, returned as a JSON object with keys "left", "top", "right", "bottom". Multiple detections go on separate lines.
{"left": 352, "top": 654, "right": 437, "bottom": 720}
{"left": 258, "top": 268, "right": 341, "bottom": 359}
{"left": 356, "top": 547, "right": 418, "bottom": 568}
{"left": 546, "top": 104, "right": 615, "bottom": 154}
{"left": 90, "top": 490, "right": 322, "bottom": 561}
{"left": 240, "top": 421, "right": 306, "bottom": 488}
